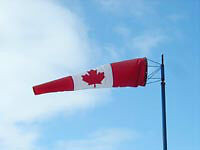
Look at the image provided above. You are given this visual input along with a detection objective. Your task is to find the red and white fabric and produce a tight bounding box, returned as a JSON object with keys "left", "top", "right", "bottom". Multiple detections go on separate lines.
{"left": 72, "top": 64, "right": 113, "bottom": 90}
{"left": 33, "top": 57, "right": 147, "bottom": 95}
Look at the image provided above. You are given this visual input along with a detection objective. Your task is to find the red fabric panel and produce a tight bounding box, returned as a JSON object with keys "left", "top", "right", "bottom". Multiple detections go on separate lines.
{"left": 111, "top": 58, "right": 147, "bottom": 87}
{"left": 33, "top": 76, "right": 74, "bottom": 95}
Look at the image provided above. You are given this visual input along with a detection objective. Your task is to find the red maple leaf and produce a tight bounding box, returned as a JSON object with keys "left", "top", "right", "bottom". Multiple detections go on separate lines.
{"left": 81, "top": 69, "right": 105, "bottom": 88}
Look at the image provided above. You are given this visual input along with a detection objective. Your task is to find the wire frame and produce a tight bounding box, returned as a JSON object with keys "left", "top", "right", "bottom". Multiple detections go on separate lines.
{"left": 146, "top": 58, "right": 161, "bottom": 84}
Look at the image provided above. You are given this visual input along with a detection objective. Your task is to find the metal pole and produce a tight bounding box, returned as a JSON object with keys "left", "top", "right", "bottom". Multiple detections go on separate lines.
{"left": 161, "top": 54, "right": 168, "bottom": 150}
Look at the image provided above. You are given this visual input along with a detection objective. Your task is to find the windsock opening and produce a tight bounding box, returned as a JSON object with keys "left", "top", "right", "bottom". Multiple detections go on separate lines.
{"left": 139, "top": 57, "right": 148, "bottom": 86}
{"left": 111, "top": 57, "right": 147, "bottom": 87}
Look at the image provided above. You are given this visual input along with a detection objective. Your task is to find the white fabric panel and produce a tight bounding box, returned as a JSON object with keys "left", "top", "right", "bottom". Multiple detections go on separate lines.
{"left": 72, "top": 64, "right": 113, "bottom": 90}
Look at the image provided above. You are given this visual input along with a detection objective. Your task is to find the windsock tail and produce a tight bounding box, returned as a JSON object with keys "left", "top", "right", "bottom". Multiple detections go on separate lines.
{"left": 33, "top": 76, "right": 74, "bottom": 95}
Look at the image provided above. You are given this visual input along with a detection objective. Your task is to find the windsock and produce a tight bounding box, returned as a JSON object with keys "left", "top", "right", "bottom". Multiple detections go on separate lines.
{"left": 33, "top": 57, "right": 147, "bottom": 95}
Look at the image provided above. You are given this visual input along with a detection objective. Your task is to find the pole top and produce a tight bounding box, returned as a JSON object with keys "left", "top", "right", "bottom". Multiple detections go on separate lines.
{"left": 162, "top": 54, "right": 164, "bottom": 65}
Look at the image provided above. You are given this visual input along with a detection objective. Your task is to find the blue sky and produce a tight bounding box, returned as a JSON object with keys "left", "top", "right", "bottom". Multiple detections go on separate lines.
{"left": 0, "top": 0, "right": 199, "bottom": 150}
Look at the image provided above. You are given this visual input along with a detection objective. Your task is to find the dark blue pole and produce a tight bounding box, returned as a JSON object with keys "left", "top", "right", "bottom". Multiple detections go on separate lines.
{"left": 161, "top": 54, "right": 168, "bottom": 150}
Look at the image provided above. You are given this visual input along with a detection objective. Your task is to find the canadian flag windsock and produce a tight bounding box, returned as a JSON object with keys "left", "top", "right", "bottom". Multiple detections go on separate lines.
{"left": 33, "top": 57, "right": 147, "bottom": 95}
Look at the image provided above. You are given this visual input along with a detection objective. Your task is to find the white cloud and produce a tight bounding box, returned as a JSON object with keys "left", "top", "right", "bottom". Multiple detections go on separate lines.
{"left": 55, "top": 128, "right": 138, "bottom": 150}
{"left": 114, "top": 25, "right": 131, "bottom": 38}
{"left": 95, "top": 0, "right": 157, "bottom": 17}
{"left": 112, "top": 25, "right": 166, "bottom": 56}
{"left": 0, "top": 0, "right": 110, "bottom": 149}
{"left": 0, "top": 121, "right": 38, "bottom": 150}
{"left": 130, "top": 32, "right": 166, "bottom": 55}
{"left": 167, "top": 14, "right": 186, "bottom": 22}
